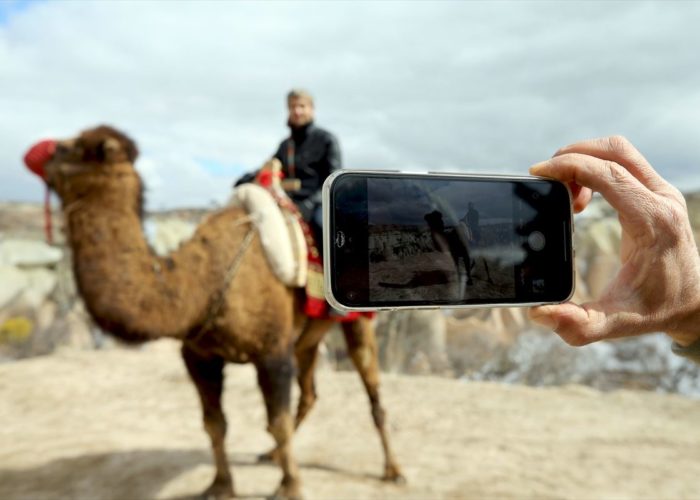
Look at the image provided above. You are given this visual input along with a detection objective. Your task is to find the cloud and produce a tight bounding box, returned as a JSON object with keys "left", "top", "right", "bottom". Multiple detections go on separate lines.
{"left": 2, "top": 1, "right": 700, "bottom": 209}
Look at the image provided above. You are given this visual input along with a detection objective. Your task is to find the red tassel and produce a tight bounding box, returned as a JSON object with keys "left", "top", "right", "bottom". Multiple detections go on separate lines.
{"left": 44, "top": 187, "right": 53, "bottom": 245}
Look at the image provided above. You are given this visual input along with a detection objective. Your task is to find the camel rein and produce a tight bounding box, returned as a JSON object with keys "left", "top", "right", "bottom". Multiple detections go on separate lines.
{"left": 187, "top": 214, "right": 258, "bottom": 343}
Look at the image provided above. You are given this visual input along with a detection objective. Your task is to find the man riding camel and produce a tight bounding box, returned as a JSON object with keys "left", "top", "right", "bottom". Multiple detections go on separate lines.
{"left": 236, "top": 89, "right": 342, "bottom": 251}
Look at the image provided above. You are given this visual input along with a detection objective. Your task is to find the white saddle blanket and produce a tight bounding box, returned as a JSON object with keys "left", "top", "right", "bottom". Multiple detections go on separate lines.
{"left": 230, "top": 184, "right": 307, "bottom": 288}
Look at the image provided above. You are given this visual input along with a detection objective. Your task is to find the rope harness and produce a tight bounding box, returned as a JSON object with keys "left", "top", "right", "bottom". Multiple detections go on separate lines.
{"left": 187, "top": 214, "right": 258, "bottom": 343}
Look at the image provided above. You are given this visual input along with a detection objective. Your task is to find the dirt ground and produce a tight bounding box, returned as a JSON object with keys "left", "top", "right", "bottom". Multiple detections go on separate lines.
{"left": 1, "top": 339, "right": 699, "bottom": 500}
{"left": 371, "top": 250, "right": 514, "bottom": 303}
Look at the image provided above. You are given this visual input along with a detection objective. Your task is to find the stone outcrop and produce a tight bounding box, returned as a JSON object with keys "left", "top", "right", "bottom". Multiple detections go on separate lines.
{"left": 0, "top": 235, "right": 96, "bottom": 360}
{"left": 0, "top": 207, "right": 203, "bottom": 360}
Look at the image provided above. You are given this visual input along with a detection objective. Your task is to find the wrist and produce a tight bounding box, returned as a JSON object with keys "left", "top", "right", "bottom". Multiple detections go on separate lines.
{"left": 671, "top": 337, "right": 700, "bottom": 363}
{"left": 668, "top": 293, "right": 700, "bottom": 347}
{"left": 667, "top": 248, "right": 700, "bottom": 346}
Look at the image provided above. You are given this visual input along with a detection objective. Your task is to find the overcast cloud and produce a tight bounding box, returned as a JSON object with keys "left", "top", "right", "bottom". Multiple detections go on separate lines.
{"left": 2, "top": 1, "right": 700, "bottom": 209}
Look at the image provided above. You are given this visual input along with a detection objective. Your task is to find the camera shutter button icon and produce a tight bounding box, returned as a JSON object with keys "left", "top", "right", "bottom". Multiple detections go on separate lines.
{"left": 528, "top": 231, "right": 546, "bottom": 251}
{"left": 335, "top": 231, "right": 346, "bottom": 248}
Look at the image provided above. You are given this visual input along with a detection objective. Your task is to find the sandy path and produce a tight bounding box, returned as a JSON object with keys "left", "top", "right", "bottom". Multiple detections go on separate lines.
{"left": 1, "top": 339, "right": 699, "bottom": 499}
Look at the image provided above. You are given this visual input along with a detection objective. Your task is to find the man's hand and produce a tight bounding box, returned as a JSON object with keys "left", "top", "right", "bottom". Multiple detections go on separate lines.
{"left": 528, "top": 136, "right": 700, "bottom": 347}
{"left": 281, "top": 178, "right": 302, "bottom": 192}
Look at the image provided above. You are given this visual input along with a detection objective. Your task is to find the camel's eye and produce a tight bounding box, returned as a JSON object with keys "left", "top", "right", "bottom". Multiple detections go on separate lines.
{"left": 72, "top": 141, "right": 85, "bottom": 157}
{"left": 55, "top": 143, "right": 70, "bottom": 156}
{"left": 78, "top": 140, "right": 105, "bottom": 162}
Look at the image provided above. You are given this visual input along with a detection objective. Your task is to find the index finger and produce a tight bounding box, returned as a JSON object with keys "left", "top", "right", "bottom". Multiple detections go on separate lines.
{"left": 554, "top": 136, "right": 672, "bottom": 194}
{"left": 530, "top": 152, "right": 655, "bottom": 219}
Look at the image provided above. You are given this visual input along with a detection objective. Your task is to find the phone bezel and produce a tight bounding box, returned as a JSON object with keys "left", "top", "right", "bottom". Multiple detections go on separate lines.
{"left": 323, "top": 169, "right": 575, "bottom": 312}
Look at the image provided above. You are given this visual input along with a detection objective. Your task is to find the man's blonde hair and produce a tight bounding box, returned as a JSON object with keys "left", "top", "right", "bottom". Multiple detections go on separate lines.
{"left": 287, "top": 89, "right": 314, "bottom": 106}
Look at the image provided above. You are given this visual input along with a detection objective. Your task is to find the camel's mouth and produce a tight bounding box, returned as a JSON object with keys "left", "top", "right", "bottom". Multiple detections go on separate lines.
{"left": 24, "top": 138, "right": 97, "bottom": 187}
{"left": 24, "top": 139, "right": 56, "bottom": 181}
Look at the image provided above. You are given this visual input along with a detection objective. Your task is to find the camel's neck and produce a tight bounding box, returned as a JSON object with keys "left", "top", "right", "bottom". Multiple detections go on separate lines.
{"left": 63, "top": 185, "right": 209, "bottom": 342}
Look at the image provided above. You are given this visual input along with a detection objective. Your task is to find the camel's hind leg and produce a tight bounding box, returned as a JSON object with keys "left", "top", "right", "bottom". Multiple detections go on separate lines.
{"left": 482, "top": 257, "right": 493, "bottom": 284}
{"left": 256, "top": 355, "right": 302, "bottom": 499}
{"left": 341, "top": 317, "right": 405, "bottom": 483}
{"left": 182, "top": 344, "right": 234, "bottom": 499}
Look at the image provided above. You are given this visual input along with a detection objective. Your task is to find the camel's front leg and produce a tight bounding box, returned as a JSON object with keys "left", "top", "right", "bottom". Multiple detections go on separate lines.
{"left": 256, "top": 355, "right": 302, "bottom": 500}
{"left": 342, "top": 318, "right": 406, "bottom": 483}
{"left": 182, "top": 344, "right": 234, "bottom": 499}
{"left": 258, "top": 318, "right": 333, "bottom": 465}
{"left": 294, "top": 318, "right": 334, "bottom": 429}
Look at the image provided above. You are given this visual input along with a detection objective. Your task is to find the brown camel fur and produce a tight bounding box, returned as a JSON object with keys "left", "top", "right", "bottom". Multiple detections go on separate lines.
{"left": 38, "top": 125, "right": 403, "bottom": 499}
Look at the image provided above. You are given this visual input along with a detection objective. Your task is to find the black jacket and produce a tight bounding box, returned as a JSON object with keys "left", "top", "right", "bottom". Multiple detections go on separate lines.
{"left": 273, "top": 122, "right": 342, "bottom": 205}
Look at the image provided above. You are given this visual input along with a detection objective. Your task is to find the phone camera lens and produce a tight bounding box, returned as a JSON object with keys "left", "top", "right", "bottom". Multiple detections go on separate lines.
{"left": 528, "top": 231, "right": 546, "bottom": 251}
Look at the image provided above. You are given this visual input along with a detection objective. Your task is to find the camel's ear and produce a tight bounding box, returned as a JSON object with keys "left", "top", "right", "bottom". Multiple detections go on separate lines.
{"left": 103, "top": 137, "right": 120, "bottom": 153}
{"left": 93, "top": 137, "right": 120, "bottom": 163}
{"left": 79, "top": 125, "right": 139, "bottom": 164}
{"left": 120, "top": 136, "right": 139, "bottom": 163}
{"left": 101, "top": 137, "right": 121, "bottom": 160}
{"left": 98, "top": 136, "right": 138, "bottom": 164}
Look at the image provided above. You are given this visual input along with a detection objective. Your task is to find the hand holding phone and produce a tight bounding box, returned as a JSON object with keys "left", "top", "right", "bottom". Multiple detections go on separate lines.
{"left": 323, "top": 171, "right": 574, "bottom": 310}
{"left": 528, "top": 136, "right": 700, "bottom": 349}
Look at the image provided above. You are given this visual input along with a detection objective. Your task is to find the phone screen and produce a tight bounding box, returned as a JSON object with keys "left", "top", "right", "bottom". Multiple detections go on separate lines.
{"left": 328, "top": 172, "right": 574, "bottom": 308}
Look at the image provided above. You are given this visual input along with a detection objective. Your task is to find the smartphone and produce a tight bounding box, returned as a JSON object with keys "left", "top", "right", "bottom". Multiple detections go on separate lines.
{"left": 323, "top": 170, "right": 574, "bottom": 311}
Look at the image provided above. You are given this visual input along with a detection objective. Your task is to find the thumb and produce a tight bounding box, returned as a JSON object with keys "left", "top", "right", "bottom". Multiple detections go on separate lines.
{"left": 529, "top": 302, "right": 609, "bottom": 346}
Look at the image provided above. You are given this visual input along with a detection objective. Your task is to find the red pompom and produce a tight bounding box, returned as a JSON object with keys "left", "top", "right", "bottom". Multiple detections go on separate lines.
{"left": 24, "top": 139, "right": 56, "bottom": 180}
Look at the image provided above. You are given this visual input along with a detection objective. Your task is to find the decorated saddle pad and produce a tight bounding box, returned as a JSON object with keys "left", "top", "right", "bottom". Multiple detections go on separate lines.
{"left": 230, "top": 183, "right": 307, "bottom": 288}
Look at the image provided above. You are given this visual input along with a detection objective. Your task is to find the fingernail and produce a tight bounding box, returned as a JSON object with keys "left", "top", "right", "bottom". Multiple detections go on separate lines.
{"left": 529, "top": 162, "right": 546, "bottom": 175}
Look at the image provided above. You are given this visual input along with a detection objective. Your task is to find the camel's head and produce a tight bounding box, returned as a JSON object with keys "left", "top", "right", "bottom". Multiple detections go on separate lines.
{"left": 24, "top": 125, "right": 142, "bottom": 211}
{"left": 424, "top": 210, "right": 445, "bottom": 232}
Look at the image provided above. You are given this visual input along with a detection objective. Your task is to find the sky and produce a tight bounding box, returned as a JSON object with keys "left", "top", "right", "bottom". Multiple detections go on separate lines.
{"left": 369, "top": 177, "right": 518, "bottom": 225}
{"left": 2, "top": 0, "right": 700, "bottom": 210}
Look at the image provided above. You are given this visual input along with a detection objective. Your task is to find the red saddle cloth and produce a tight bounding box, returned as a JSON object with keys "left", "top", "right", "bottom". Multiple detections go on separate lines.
{"left": 256, "top": 174, "right": 373, "bottom": 322}
{"left": 297, "top": 217, "right": 375, "bottom": 322}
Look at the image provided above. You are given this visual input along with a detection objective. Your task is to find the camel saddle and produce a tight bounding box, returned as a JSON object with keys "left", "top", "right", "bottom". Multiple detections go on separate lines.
{"left": 231, "top": 182, "right": 308, "bottom": 288}
{"left": 231, "top": 160, "right": 370, "bottom": 322}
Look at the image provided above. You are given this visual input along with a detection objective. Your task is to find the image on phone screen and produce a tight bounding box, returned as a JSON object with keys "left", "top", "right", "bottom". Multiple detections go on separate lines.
{"left": 328, "top": 173, "right": 573, "bottom": 308}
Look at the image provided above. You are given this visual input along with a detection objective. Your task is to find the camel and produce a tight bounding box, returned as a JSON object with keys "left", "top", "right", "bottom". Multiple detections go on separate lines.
{"left": 424, "top": 210, "right": 495, "bottom": 298}
{"left": 424, "top": 210, "right": 474, "bottom": 298}
{"left": 24, "top": 125, "right": 403, "bottom": 499}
